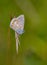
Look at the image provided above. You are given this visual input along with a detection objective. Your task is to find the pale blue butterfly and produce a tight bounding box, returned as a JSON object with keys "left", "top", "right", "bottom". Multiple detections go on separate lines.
{"left": 10, "top": 15, "right": 25, "bottom": 53}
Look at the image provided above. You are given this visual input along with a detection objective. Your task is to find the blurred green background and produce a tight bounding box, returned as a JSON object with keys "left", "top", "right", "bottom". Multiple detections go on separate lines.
{"left": 0, "top": 0, "right": 47, "bottom": 65}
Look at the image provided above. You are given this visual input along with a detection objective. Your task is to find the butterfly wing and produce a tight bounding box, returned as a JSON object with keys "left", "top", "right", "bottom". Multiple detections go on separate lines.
{"left": 15, "top": 15, "right": 25, "bottom": 34}
{"left": 10, "top": 15, "right": 25, "bottom": 34}
{"left": 17, "top": 15, "right": 24, "bottom": 30}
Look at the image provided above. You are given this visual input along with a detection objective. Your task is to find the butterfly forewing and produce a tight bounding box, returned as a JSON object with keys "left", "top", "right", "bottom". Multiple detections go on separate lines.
{"left": 17, "top": 15, "right": 24, "bottom": 30}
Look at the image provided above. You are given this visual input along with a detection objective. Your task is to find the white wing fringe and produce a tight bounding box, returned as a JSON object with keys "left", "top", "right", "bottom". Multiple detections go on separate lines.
{"left": 15, "top": 32, "right": 20, "bottom": 54}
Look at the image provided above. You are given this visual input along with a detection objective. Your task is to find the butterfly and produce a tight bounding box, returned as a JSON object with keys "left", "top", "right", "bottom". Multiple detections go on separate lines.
{"left": 10, "top": 15, "right": 25, "bottom": 54}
